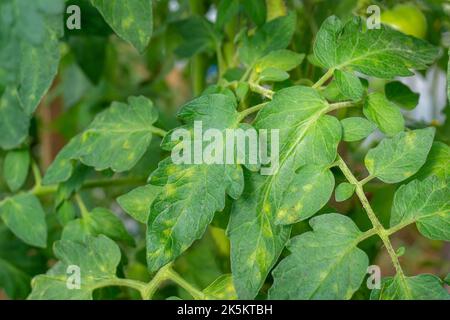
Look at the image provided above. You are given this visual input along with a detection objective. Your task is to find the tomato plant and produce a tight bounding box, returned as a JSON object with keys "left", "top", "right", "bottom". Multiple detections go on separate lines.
{"left": 0, "top": 0, "right": 449, "bottom": 301}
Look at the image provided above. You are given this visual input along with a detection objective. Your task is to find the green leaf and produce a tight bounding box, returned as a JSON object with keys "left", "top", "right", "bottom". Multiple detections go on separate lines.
{"left": 314, "top": 16, "right": 439, "bottom": 79}
{"left": 385, "top": 81, "right": 419, "bottom": 110}
{"left": 335, "top": 182, "right": 355, "bottom": 202}
{"left": 242, "top": 0, "right": 266, "bottom": 27}
{"left": 91, "top": 0, "right": 153, "bottom": 53}
{"left": 0, "top": 87, "right": 30, "bottom": 150}
{"left": 239, "top": 13, "right": 296, "bottom": 66}
{"left": 28, "top": 235, "right": 121, "bottom": 300}
{"left": 390, "top": 176, "right": 450, "bottom": 241}
{"left": 258, "top": 67, "right": 289, "bottom": 82}
{"left": 0, "top": 225, "right": 45, "bottom": 299}
{"left": 255, "top": 50, "right": 305, "bottom": 73}
{"left": 371, "top": 274, "right": 449, "bottom": 300}
{"left": 146, "top": 94, "right": 244, "bottom": 272}
{"left": 269, "top": 214, "right": 369, "bottom": 299}
{"left": 334, "top": 70, "right": 364, "bottom": 101}
{"left": 62, "top": 208, "right": 135, "bottom": 246}
{"left": 363, "top": 93, "right": 404, "bottom": 136}
{"left": 216, "top": 0, "right": 239, "bottom": 30}
{"left": 174, "top": 17, "right": 220, "bottom": 58}
{"left": 365, "top": 128, "right": 435, "bottom": 183}
{"left": 229, "top": 86, "right": 341, "bottom": 299}
{"left": 117, "top": 185, "right": 161, "bottom": 223}
{"left": 414, "top": 142, "right": 450, "bottom": 180}
{"left": 203, "top": 274, "right": 237, "bottom": 300}
{"left": 56, "top": 201, "right": 76, "bottom": 227}
{"left": 3, "top": 149, "right": 30, "bottom": 192}
{"left": 0, "top": 194, "right": 47, "bottom": 248}
{"left": 341, "top": 117, "right": 376, "bottom": 142}
{"left": 43, "top": 96, "right": 159, "bottom": 185}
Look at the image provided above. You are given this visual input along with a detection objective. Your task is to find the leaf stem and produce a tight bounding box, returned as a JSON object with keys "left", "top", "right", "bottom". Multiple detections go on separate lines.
{"left": 75, "top": 193, "right": 89, "bottom": 218}
{"left": 150, "top": 126, "right": 168, "bottom": 138}
{"left": 336, "top": 156, "right": 407, "bottom": 279}
{"left": 31, "top": 176, "right": 147, "bottom": 197}
{"left": 165, "top": 268, "right": 207, "bottom": 300}
{"left": 238, "top": 102, "right": 269, "bottom": 121}
{"left": 249, "top": 83, "right": 274, "bottom": 99}
{"left": 312, "top": 68, "right": 335, "bottom": 89}
{"left": 327, "top": 100, "right": 362, "bottom": 112}
{"left": 99, "top": 264, "right": 206, "bottom": 300}
{"left": 31, "top": 161, "right": 42, "bottom": 188}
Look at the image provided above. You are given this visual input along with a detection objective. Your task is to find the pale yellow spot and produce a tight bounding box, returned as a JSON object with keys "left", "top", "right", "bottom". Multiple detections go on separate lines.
{"left": 255, "top": 66, "right": 262, "bottom": 73}
{"left": 263, "top": 203, "right": 271, "bottom": 213}
{"left": 184, "top": 167, "right": 195, "bottom": 178}
{"left": 405, "top": 132, "right": 416, "bottom": 146}
{"left": 303, "top": 184, "right": 313, "bottom": 192}
{"left": 294, "top": 202, "right": 303, "bottom": 212}
{"left": 290, "top": 186, "right": 298, "bottom": 193}
{"left": 127, "top": 152, "right": 135, "bottom": 160}
{"left": 167, "top": 166, "right": 177, "bottom": 175}
{"left": 166, "top": 184, "right": 176, "bottom": 196}
{"left": 319, "top": 271, "right": 327, "bottom": 280}
{"left": 163, "top": 228, "right": 171, "bottom": 237}
{"left": 121, "top": 17, "right": 133, "bottom": 30}
{"left": 277, "top": 209, "right": 287, "bottom": 220}
{"left": 122, "top": 140, "right": 131, "bottom": 149}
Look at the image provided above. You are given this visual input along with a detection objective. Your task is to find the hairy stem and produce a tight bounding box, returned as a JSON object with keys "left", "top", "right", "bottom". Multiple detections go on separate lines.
{"left": 150, "top": 126, "right": 168, "bottom": 138}
{"left": 312, "top": 68, "right": 335, "bottom": 89}
{"left": 249, "top": 83, "right": 274, "bottom": 99}
{"left": 238, "top": 102, "right": 269, "bottom": 121}
{"left": 336, "top": 156, "right": 407, "bottom": 282}
{"left": 31, "top": 176, "right": 147, "bottom": 197}
{"left": 102, "top": 265, "right": 206, "bottom": 300}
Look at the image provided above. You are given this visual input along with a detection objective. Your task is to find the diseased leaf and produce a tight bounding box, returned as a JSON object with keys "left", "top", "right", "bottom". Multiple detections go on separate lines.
{"left": 385, "top": 81, "right": 419, "bottom": 110}
{"left": 43, "top": 96, "right": 159, "bottom": 185}
{"left": 335, "top": 182, "right": 355, "bottom": 202}
{"left": 4, "top": 149, "right": 30, "bottom": 192}
{"left": 117, "top": 185, "right": 161, "bottom": 223}
{"left": 0, "top": 194, "right": 47, "bottom": 248}
{"left": 363, "top": 93, "right": 404, "bottom": 136}
{"left": 0, "top": 0, "right": 64, "bottom": 117}
{"left": 341, "top": 117, "right": 376, "bottom": 142}
{"left": 371, "top": 274, "right": 449, "bottom": 300}
{"left": 390, "top": 176, "right": 450, "bottom": 241}
{"left": 365, "top": 128, "right": 435, "bottom": 183}
{"left": 91, "top": 0, "right": 153, "bottom": 53}
{"left": 203, "top": 274, "right": 237, "bottom": 300}
{"left": 414, "top": 142, "right": 450, "bottom": 180}
{"left": 229, "top": 86, "right": 341, "bottom": 299}
{"left": 314, "top": 16, "right": 439, "bottom": 79}
{"left": 274, "top": 165, "right": 335, "bottom": 225}
{"left": 146, "top": 94, "right": 244, "bottom": 272}
{"left": 269, "top": 214, "right": 369, "bottom": 300}
{"left": 334, "top": 70, "right": 364, "bottom": 101}
{"left": 0, "top": 87, "right": 30, "bottom": 150}
{"left": 28, "top": 236, "right": 121, "bottom": 300}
